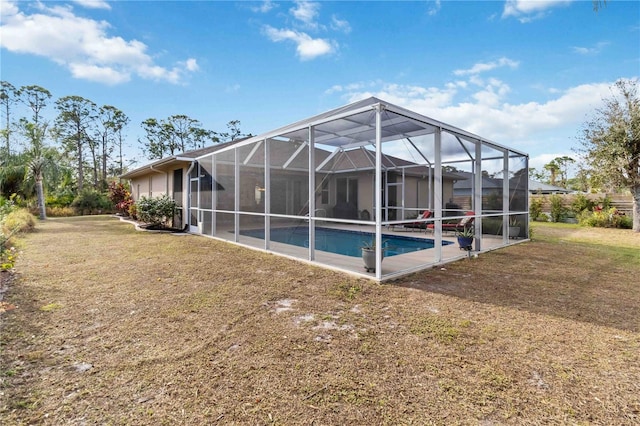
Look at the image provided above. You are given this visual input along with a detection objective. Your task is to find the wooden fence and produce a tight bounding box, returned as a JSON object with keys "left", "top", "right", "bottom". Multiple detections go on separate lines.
{"left": 530, "top": 193, "right": 633, "bottom": 215}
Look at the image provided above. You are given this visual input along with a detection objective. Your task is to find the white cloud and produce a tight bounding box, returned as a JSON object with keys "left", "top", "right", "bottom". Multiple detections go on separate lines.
{"left": 571, "top": 41, "right": 609, "bottom": 55}
{"left": 259, "top": 0, "right": 347, "bottom": 61}
{"left": 69, "top": 62, "right": 129, "bottom": 84}
{"left": 263, "top": 26, "right": 335, "bottom": 60}
{"left": 330, "top": 15, "right": 351, "bottom": 33}
{"left": 251, "top": 1, "right": 276, "bottom": 13}
{"left": 71, "top": 0, "right": 111, "bottom": 10}
{"left": 290, "top": 1, "right": 320, "bottom": 27}
{"left": 330, "top": 78, "right": 611, "bottom": 152}
{"left": 502, "top": 0, "right": 573, "bottom": 22}
{"left": 0, "top": 1, "right": 197, "bottom": 85}
{"left": 454, "top": 57, "right": 520, "bottom": 76}
{"left": 428, "top": 0, "right": 441, "bottom": 16}
{"left": 183, "top": 58, "right": 199, "bottom": 72}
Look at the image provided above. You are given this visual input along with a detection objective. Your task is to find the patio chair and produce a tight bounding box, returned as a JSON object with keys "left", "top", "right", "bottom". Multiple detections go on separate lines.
{"left": 426, "top": 211, "right": 475, "bottom": 234}
{"left": 401, "top": 210, "right": 432, "bottom": 231}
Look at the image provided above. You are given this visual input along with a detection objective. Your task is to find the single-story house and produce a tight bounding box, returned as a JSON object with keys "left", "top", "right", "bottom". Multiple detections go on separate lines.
{"left": 528, "top": 180, "right": 571, "bottom": 194}
{"left": 122, "top": 97, "right": 529, "bottom": 280}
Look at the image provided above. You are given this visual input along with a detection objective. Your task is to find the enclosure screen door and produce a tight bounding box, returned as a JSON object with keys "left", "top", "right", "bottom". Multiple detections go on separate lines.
{"left": 189, "top": 176, "right": 198, "bottom": 233}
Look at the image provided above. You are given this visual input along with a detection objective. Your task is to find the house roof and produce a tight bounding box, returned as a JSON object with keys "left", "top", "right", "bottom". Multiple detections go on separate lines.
{"left": 528, "top": 179, "right": 571, "bottom": 194}
{"left": 120, "top": 138, "right": 250, "bottom": 179}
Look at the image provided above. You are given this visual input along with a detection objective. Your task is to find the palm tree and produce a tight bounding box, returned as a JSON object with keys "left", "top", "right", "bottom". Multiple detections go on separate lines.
{"left": 19, "top": 119, "right": 53, "bottom": 220}
{"left": 543, "top": 161, "right": 560, "bottom": 186}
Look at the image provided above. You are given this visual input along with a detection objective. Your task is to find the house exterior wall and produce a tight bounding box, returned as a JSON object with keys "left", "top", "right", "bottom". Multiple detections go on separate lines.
{"left": 126, "top": 163, "right": 191, "bottom": 228}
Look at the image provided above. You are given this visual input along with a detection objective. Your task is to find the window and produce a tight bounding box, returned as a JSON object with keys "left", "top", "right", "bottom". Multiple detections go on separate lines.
{"left": 336, "top": 177, "right": 358, "bottom": 204}
{"left": 173, "top": 168, "right": 183, "bottom": 206}
{"left": 321, "top": 179, "right": 329, "bottom": 204}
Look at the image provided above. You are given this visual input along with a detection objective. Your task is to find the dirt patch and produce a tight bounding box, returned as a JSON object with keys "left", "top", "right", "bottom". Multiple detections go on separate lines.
{"left": 1, "top": 216, "right": 638, "bottom": 424}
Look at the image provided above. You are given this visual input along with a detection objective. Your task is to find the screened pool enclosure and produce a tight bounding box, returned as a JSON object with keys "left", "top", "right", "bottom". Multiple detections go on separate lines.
{"left": 187, "top": 97, "right": 528, "bottom": 280}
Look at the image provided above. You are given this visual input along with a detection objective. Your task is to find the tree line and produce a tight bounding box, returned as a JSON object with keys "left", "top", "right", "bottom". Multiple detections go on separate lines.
{"left": 0, "top": 81, "right": 247, "bottom": 219}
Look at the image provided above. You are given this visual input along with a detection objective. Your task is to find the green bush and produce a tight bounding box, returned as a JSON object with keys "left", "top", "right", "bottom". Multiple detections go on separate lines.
{"left": 71, "top": 189, "right": 112, "bottom": 215}
{"left": 599, "top": 195, "right": 613, "bottom": 210}
{"left": 570, "top": 194, "right": 595, "bottom": 215}
{"left": 537, "top": 213, "right": 550, "bottom": 222}
{"left": 45, "top": 192, "right": 75, "bottom": 208}
{"left": 0, "top": 197, "right": 17, "bottom": 222}
{"left": 128, "top": 203, "right": 138, "bottom": 220}
{"left": 529, "top": 198, "right": 543, "bottom": 221}
{"left": 549, "top": 194, "right": 567, "bottom": 223}
{"left": 579, "top": 207, "right": 632, "bottom": 229}
{"left": 135, "top": 195, "right": 176, "bottom": 227}
{"left": 0, "top": 200, "right": 33, "bottom": 271}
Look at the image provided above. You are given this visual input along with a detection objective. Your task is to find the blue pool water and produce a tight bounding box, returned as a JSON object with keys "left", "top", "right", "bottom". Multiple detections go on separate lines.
{"left": 239, "top": 226, "right": 452, "bottom": 257}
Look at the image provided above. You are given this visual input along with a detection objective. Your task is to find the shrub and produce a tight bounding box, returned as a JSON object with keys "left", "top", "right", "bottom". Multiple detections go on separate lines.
{"left": 579, "top": 207, "right": 633, "bottom": 229}
{"left": 537, "top": 213, "right": 550, "bottom": 222}
{"left": 570, "top": 194, "right": 595, "bottom": 215}
{"left": 0, "top": 197, "right": 17, "bottom": 222}
{"left": 107, "top": 182, "right": 133, "bottom": 216}
{"left": 2, "top": 209, "right": 36, "bottom": 234}
{"left": 0, "top": 200, "right": 32, "bottom": 271}
{"left": 135, "top": 195, "right": 176, "bottom": 227}
{"left": 45, "top": 192, "right": 75, "bottom": 208}
{"left": 0, "top": 244, "right": 17, "bottom": 271}
{"left": 46, "top": 206, "right": 76, "bottom": 217}
{"left": 1, "top": 208, "right": 36, "bottom": 267}
{"left": 128, "top": 203, "right": 138, "bottom": 220}
{"left": 549, "top": 194, "right": 567, "bottom": 223}
{"left": 599, "top": 195, "right": 613, "bottom": 210}
{"left": 529, "top": 198, "right": 543, "bottom": 221}
{"left": 71, "top": 189, "right": 112, "bottom": 215}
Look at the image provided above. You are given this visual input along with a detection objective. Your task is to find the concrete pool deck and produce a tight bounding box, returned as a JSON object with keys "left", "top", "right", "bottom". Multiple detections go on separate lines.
{"left": 205, "top": 221, "right": 525, "bottom": 280}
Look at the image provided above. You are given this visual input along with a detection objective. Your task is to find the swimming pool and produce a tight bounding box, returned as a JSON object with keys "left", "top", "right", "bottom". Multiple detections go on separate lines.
{"left": 239, "top": 226, "right": 453, "bottom": 257}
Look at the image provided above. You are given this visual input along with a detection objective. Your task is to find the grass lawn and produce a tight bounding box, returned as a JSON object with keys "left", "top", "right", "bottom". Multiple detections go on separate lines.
{"left": 1, "top": 216, "right": 639, "bottom": 424}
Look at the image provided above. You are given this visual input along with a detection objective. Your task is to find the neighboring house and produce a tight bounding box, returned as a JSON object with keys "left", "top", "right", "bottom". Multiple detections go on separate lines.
{"left": 122, "top": 97, "right": 529, "bottom": 280}
{"left": 453, "top": 171, "right": 529, "bottom": 213}
{"left": 528, "top": 179, "right": 571, "bottom": 194}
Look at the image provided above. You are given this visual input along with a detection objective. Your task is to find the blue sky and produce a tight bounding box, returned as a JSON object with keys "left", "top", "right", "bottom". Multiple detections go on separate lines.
{"left": 1, "top": 0, "right": 638, "bottom": 173}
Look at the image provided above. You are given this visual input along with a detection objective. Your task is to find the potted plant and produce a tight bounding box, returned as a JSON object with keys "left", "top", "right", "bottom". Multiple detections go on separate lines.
{"left": 361, "top": 238, "right": 389, "bottom": 273}
{"left": 508, "top": 217, "right": 520, "bottom": 239}
{"left": 456, "top": 227, "right": 474, "bottom": 251}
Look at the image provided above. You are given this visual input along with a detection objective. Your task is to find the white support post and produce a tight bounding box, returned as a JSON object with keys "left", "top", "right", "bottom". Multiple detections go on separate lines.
{"left": 308, "top": 125, "right": 315, "bottom": 261}
{"left": 375, "top": 104, "right": 383, "bottom": 280}
{"left": 503, "top": 150, "right": 510, "bottom": 243}
{"left": 474, "top": 141, "right": 482, "bottom": 251}
{"left": 234, "top": 148, "right": 240, "bottom": 242}
{"left": 264, "top": 138, "right": 270, "bottom": 250}
{"left": 212, "top": 156, "right": 217, "bottom": 236}
{"left": 434, "top": 127, "right": 443, "bottom": 263}
{"left": 525, "top": 155, "right": 530, "bottom": 238}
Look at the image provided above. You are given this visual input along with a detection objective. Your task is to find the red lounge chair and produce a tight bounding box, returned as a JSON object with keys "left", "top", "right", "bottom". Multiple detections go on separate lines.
{"left": 427, "top": 211, "right": 475, "bottom": 233}
{"left": 402, "top": 210, "right": 432, "bottom": 230}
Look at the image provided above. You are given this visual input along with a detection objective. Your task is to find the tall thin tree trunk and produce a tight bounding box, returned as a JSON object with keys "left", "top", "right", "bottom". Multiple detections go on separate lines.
{"left": 78, "top": 139, "right": 84, "bottom": 192}
{"left": 35, "top": 175, "right": 46, "bottom": 220}
{"left": 118, "top": 136, "right": 123, "bottom": 176}
{"left": 633, "top": 185, "right": 640, "bottom": 232}
{"left": 102, "top": 135, "right": 107, "bottom": 188}
{"left": 91, "top": 145, "right": 98, "bottom": 189}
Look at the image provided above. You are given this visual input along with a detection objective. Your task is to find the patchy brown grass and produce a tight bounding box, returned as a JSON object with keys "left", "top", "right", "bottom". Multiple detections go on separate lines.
{"left": 1, "top": 216, "right": 639, "bottom": 424}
